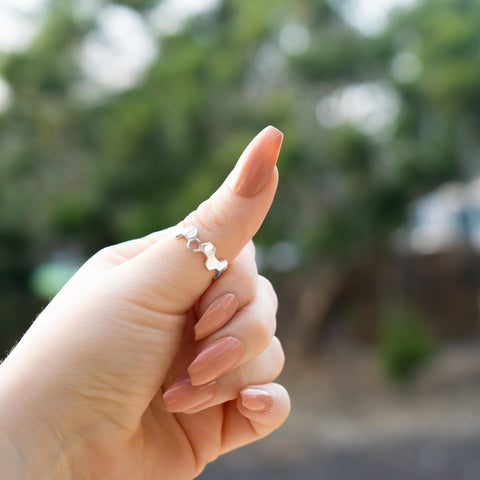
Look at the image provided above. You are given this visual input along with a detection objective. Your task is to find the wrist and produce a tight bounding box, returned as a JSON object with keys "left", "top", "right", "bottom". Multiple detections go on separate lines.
{"left": 0, "top": 358, "right": 75, "bottom": 480}
{"left": 0, "top": 426, "right": 28, "bottom": 480}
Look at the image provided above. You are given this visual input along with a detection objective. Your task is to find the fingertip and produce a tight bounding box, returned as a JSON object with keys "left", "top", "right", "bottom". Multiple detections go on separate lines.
{"left": 240, "top": 387, "right": 274, "bottom": 413}
{"left": 227, "top": 126, "right": 283, "bottom": 198}
{"left": 237, "top": 383, "right": 290, "bottom": 432}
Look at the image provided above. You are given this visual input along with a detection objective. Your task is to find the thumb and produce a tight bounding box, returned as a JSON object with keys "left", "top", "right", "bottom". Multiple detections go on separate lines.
{"left": 121, "top": 125, "right": 283, "bottom": 312}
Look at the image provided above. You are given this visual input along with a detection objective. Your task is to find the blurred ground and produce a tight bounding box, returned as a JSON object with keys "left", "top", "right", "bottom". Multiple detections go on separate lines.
{"left": 199, "top": 342, "right": 480, "bottom": 479}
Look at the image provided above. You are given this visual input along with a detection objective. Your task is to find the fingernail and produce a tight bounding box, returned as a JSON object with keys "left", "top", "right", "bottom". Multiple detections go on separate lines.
{"left": 163, "top": 373, "right": 217, "bottom": 413}
{"left": 188, "top": 336, "right": 243, "bottom": 386}
{"left": 228, "top": 125, "right": 283, "bottom": 197}
{"left": 240, "top": 388, "right": 274, "bottom": 413}
{"left": 195, "top": 294, "right": 239, "bottom": 341}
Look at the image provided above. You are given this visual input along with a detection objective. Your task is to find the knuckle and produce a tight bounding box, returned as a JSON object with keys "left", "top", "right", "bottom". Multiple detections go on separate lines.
{"left": 270, "top": 336, "right": 285, "bottom": 378}
{"left": 259, "top": 275, "right": 278, "bottom": 312}
{"left": 194, "top": 202, "right": 227, "bottom": 239}
{"left": 189, "top": 198, "right": 244, "bottom": 259}
{"left": 240, "top": 268, "right": 258, "bottom": 299}
{"left": 252, "top": 313, "right": 276, "bottom": 350}
{"left": 236, "top": 242, "right": 258, "bottom": 276}
{"left": 225, "top": 258, "right": 257, "bottom": 303}
{"left": 193, "top": 192, "right": 239, "bottom": 241}
{"left": 92, "top": 245, "right": 118, "bottom": 263}
{"left": 236, "top": 362, "right": 250, "bottom": 389}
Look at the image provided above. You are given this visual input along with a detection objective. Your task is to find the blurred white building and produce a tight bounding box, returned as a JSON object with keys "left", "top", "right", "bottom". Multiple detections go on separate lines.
{"left": 401, "top": 179, "right": 480, "bottom": 255}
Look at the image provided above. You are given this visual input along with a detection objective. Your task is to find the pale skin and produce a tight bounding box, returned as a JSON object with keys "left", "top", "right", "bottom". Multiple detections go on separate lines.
{"left": 0, "top": 126, "right": 290, "bottom": 479}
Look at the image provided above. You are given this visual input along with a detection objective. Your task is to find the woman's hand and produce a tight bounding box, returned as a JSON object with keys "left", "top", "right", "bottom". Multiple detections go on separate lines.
{"left": 0, "top": 126, "right": 290, "bottom": 480}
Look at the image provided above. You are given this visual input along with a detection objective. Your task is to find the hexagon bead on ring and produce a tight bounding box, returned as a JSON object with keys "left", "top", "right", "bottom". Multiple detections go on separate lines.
{"left": 173, "top": 223, "right": 228, "bottom": 279}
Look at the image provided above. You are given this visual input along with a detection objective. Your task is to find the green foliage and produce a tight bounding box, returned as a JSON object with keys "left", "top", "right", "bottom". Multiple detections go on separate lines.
{"left": 1, "top": 0, "right": 480, "bottom": 352}
{"left": 378, "top": 301, "right": 436, "bottom": 383}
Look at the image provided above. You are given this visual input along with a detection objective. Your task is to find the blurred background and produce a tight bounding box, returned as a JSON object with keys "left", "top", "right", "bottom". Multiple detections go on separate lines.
{"left": 2, "top": 0, "right": 480, "bottom": 478}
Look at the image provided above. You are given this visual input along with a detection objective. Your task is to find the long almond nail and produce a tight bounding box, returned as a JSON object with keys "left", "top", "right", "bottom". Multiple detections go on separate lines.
{"left": 228, "top": 126, "right": 283, "bottom": 197}
{"left": 163, "top": 373, "right": 217, "bottom": 413}
{"left": 188, "top": 336, "right": 243, "bottom": 386}
{"left": 195, "top": 294, "right": 239, "bottom": 341}
{"left": 240, "top": 388, "right": 274, "bottom": 413}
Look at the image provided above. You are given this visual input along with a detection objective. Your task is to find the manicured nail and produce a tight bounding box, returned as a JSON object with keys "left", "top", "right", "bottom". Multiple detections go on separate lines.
{"left": 228, "top": 125, "right": 283, "bottom": 197}
{"left": 162, "top": 373, "right": 217, "bottom": 413}
{"left": 240, "top": 388, "right": 274, "bottom": 413}
{"left": 188, "top": 336, "right": 243, "bottom": 386}
{"left": 195, "top": 293, "right": 239, "bottom": 341}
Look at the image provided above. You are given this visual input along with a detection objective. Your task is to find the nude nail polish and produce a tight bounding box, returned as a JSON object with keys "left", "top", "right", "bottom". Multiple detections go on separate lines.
{"left": 195, "top": 293, "right": 239, "bottom": 341}
{"left": 163, "top": 373, "right": 217, "bottom": 413}
{"left": 188, "top": 336, "right": 243, "bottom": 386}
{"left": 228, "top": 126, "right": 283, "bottom": 197}
{"left": 240, "top": 388, "right": 274, "bottom": 413}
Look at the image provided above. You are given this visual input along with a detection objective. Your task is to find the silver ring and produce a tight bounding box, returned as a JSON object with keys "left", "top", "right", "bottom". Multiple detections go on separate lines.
{"left": 172, "top": 223, "right": 228, "bottom": 279}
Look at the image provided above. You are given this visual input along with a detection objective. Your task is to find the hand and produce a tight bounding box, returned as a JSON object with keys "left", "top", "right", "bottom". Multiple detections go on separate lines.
{"left": 0, "top": 126, "right": 290, "bottom": 480}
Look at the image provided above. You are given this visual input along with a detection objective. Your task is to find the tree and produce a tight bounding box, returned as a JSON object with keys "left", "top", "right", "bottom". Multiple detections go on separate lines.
{"left": 0, "top": 0, "right": 477, "bottom": 355}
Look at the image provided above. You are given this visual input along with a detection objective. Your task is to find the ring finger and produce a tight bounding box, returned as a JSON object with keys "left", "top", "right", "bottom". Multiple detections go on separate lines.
{"left": 163, "top": 336, "right": 285, "bottom": 414}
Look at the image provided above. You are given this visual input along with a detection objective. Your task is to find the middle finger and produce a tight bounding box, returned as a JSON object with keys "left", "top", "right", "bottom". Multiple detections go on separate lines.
{"left": 188, "top": 275, "right": 278, "bottom": 386}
